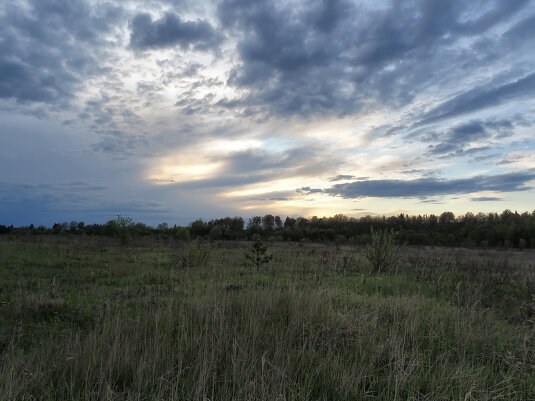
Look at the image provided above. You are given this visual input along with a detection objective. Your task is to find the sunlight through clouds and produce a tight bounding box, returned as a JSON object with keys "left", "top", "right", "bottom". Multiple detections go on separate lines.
{"left": 1, "top": 0, "right": 534, "bottom": 225}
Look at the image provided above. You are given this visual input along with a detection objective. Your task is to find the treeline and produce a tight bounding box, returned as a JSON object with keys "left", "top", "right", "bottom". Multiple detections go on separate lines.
{"left": 1, "top": 210, "right": 535, "bottom": 249}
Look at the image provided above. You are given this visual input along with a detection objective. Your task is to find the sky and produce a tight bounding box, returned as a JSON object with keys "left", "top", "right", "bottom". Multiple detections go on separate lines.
{"left": 1, "top": 0, "right": 535, "bottom": 227}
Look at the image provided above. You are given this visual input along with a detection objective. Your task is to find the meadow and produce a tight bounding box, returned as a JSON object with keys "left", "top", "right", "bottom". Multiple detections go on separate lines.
{"left": 0, "top": 235, "right": 534, "bottom": 400}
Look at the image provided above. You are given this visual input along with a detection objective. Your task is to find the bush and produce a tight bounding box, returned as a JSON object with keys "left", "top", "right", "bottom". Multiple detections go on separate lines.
{"left": 366, "top": 227, "right": 399, "bottom": 274}
{"left": 117, "top": 215, "right": 133, "bottom": 246}
{"left": 180, "top": 240, "right": 211, "bottom": 268}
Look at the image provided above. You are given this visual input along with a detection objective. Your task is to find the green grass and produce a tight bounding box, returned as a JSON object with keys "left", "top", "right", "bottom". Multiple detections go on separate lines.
{"left": 0, "top": 236, "right": 534, "bottom": 400}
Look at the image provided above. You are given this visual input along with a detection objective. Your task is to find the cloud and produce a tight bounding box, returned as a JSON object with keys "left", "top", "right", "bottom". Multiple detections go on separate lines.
{"left": 222, "top": 147, "right": 332, "bottom": 176}
{"left": 496, "top": 151, "right": 535, "bottom": 169}
{"left": 329, "top": 174, "right": 356, "bottom": 182}
{"left": 296, "top": 187, "right": 323, "bottom": 194}
{"left": 323, "top": 171, "right": 535, "bottom": 199}
{"left": 428, "top": 121, "right": 487, "bottom": 156}
{"left": 216, "top": 0, "right": 532, "bottom": 118}
{"left": 417, "top": 118, "right": 519, "bottom": 159}
{"left": 429, "top": 123, "right": 495, "bottom": 158}
{"left": 0, "top": 0, "right": 121, "bottom": 105}
{"left": 91, "top": 129, "right": 149, "bottom": 158}
{"left": 2, "top": 0, "right": 535, "bottom": 226}
{"left": 129, "top": 12, "right": 222, "bottom": 51}
{"left": 503, "top": 14, "right": 535, "bottom": 43}
{"left": 418, "top": 73, "right": 535, "bottom": 125}
{"left": 153, "top": 144, "right": 337, "bottom": 191}
{"left": 471, "top": 197, "right": 502, "bottom": 201}
{"left": 0, "top": 181, "right": 107, "bottom": 221}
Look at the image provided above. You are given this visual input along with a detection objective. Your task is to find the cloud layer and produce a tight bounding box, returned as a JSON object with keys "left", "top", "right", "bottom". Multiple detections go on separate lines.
{"left": 0, "top": 0, "right": 534, "bottom": 225}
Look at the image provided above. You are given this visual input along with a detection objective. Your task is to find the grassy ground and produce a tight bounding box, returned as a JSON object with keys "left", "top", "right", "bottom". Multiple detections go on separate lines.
{"left": 0, "top": 236, "right": 534, "bottom": 400}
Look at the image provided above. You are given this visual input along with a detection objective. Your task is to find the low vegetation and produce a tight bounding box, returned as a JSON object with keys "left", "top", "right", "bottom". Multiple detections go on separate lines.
{"left": 0, "top": 235, "right": 534, "bottom": 400}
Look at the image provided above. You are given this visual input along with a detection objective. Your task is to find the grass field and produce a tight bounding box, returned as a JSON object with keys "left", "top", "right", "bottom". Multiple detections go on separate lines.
{"left": 1, "top": 236, "right": 534, "bottom": 400}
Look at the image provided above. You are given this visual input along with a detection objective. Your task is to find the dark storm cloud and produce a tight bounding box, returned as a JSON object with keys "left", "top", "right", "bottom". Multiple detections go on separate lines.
{"left": 0, "top": 0, "right": 122, "bottom": 105}
{"left": 323, "top": 172, "right": 535, "bottom": 199}
{"left": 216, "top": 0, "right": 532, "bottom": 117}
{"left": 129, "top": 12, "right": 222, "bottom": 51}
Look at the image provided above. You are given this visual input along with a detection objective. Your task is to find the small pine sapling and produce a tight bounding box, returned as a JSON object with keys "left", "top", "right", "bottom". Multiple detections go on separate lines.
{"left": 246, "top": 240, "right": 272, "bottom": 269}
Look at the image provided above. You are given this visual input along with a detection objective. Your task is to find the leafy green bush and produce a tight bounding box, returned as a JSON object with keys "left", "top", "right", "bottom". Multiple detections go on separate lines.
{"left": 366, "top": 227, "right": 399, "bottom": 274}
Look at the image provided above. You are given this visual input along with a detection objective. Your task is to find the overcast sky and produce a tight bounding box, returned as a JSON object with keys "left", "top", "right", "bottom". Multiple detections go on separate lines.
{"left": 1, "top": 0, "right": 535, "bottom": 226}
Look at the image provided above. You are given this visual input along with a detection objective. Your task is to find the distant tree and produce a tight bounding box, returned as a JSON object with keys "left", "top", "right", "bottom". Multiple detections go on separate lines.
{"left": 103, "top": 220, "right": 120, "bottom": 236}
{"left": 284, "top": 217, "right": 296, "bottom": 228}
{"left": 209, "top": 225, "right": 223, "bottom": 241}
{"left": 248, "top": 216, "right": 262, "bottom": 229}
{"left": 157, "top": 222, "right": 169, "bottom": 231}
{"left": 69, "top": 221, "right": 79, "bottom": 233}
{"left": 439, "top": 211, "right": 455, "bottom": 224}
{"left": 172, "top": 226, "right": 190, "bottom": 241}
{"left": 262, "top": 214, "right": 275, "bottom": 231}
{"left": 274, "top": 215, "right": 283, "bottom": 230}
{"left": 247, "top": 216, "right": 263, "bottom": 237}
{"left": 190, "top": 219, "right": 209, "bottom": 238}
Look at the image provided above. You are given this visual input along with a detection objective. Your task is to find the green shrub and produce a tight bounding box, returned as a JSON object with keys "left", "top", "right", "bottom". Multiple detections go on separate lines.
{"left": 366, "top": 227, "right": 399, "bottom": 274}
